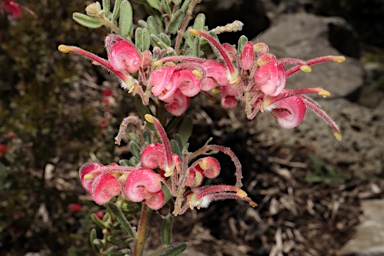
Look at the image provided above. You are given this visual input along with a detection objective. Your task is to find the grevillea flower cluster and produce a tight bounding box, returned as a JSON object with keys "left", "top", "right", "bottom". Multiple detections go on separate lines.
{"left": 59, "top": 31, "right": 343, "bottom": 141}
{"left": 59, "top": 0, "right": 345, "bottom": 254}
{"left": 80, "top": 114, "right": 255, "bottom": 215}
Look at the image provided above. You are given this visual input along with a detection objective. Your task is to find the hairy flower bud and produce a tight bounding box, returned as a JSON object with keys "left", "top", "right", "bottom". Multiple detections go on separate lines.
{"left": 239, "top": 41, "right": 254, "bottom": 70}
{"left": 106, "top": 35, "right": 142, "bottom": 73}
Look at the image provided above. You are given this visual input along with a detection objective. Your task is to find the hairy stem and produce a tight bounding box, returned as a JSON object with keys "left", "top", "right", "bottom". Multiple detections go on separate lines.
{"left": 133, "top": 204, "right": 152, "bottom": 256}
{"left": 174, "top": 0, "right": 201, "bottom": 54}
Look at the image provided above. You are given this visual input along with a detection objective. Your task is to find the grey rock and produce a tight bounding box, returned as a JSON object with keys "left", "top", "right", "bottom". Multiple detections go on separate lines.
{"left": 253, "top": 13, "right": 365, "bottom": 99}
{"left": 339, "top": 200, "right": 384, "bottom": 256}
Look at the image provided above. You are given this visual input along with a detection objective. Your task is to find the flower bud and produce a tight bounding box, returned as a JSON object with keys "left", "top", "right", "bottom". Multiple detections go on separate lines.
{"left": 239, "top": 41, "right": 254, "bottom": 70}
{"left": 106, "top": 35, "right": 142, "bottom": 73}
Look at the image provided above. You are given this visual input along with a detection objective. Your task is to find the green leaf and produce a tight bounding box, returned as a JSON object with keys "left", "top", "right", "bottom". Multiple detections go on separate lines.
{"left": 72, "top": 13, "right": 102, "bottom": 29}
{"left": 138, "top": 19, "right": 148, "bottom": 28}
{"left": 155, "top": 243, "right": 188, "bottom": 256}
{"left": 161, "top": 214, "right": 173, "bottom": 245}
{"left": 178, "top": 116, "right": 193, "bottom": 146}
{"left": 167, "top": 9, "right": 185, "bottom": 34}
{"left": 106, "top": 203, "right": 135, "bottom": 237}
{"left": 90, "top": 229, "right": 101, "bottom": 253}
{"left": 135, "top": 27, "right": 151, "bottom": 52}
{"left": 107, "top": 235, "right": 123, "bottom": 245}
{"left": 180, "top": 0, "right": 192, "bottom": 12}
{"left": 161, "top": 0, "right": 171, "bottom": 15}
{"left": 191, "top": 37, "right": 200, "bottom": 57}
{"left": 193, "top": 13, "right": 205, "bottom": 30}
{"left": 129, "top": 141, "right": 141, "bottom": 159}
{"left": 237, "top": 35, "right": 248, "bottom": 53}
{"left": 147, "top": 16, "right": 160, "bottom": 35}
{"left": 143, "top": 130, "right": 152, "bottom": 145}
{"left": 119, "top": 0, "right": 133, "bottom": 37}
{"left": 146, "top": 0, "right": 161, "bottom": 11}
{"left": 160, "top": 33, "right": 172, "bottom": 47}
{"left": 103, "top": 0, "right": 111, "bottom": 16}
{"left": 112, "top": 0, "right": 122, "bottom": 21}
{"left": 172, "top": 0, "right": 182, "bottom": 5}
{"left": 91, "top": 213, "right": 108, "bottom": 229}
{"left": 170, "top": 140, "right": 181, "bottom": 158}
{"left": 183, "top": 27, "right": 194, "bottom": 47}
{"left": 127, "top": 132, "right": 140, "bottom": 145}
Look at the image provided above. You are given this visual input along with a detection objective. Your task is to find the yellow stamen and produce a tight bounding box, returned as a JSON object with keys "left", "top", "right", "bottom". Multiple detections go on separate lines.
{"left": 58, "top": 45, "right": 71, "bottom": 53}
{"left": 236, "top": 189, "right": 247, "bottom": 198}
{"left": 211, "top": 88, "right": 220, "bottom": 95}
{"left": 144, "top": 114, "right": 154, "bottom": 123}
{"left": 333, "top": 132, "right": 342, "bottom": 141}
{"left": 84, "top": 173, "right": 94, "bottom": 180}
{"left": 318, "top": 89, "right": 331, "bottom": 98}
{"left": 188, "top": 28, "right": 200, "bottom": 37}
{"left": 152, "top": 60, "right": 163, "bottom": 67}
{"left": 300, "top": 65, "right": 312, "bottom": 73}
{"left": 249, "top": 201, "right": 258, "bottom": 207}
{"left": 192, "top": 70, "right": 202, "bottom": 78}
{"left": 332, "top": 56, "right": 346, "bottom": 63}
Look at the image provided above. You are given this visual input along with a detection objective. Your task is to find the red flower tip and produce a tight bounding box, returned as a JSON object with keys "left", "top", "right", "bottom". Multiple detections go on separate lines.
{"left": 69, "top": 204, "right": 82, "bottom": 212}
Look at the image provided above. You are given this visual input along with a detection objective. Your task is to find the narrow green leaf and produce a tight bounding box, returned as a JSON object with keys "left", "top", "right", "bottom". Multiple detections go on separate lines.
{"left": 119, "top": 0, "right": 133, "bottom": 37}
{"left": 103, "top": 0, "right": 111, "bottom": 16}
{"left": 138, "top": 19, "right": 148, "bottom": 28}
{"left": 161, "top": 214, "right": 173, "bottom": 245}
{"left": 178, "top": 116, "right": 193, "bottom": 146}
{"left": 156, "top": 243, "right": 188, "bottom": 256}
{"left": 106, "top": 203, "right": 135, "bottom": 237}
{"left": 193, "top": 13, "right": 205, "bottom": 30}
{"left": 161, "top": 0, "right": 171, "bottom": 15}
{"left": 180, "top": 0, "right": 192, "bottom": 12}
{"left": 172, "top": 0, "right": 182, "bottom": 5}
{"left": 147, "top": 16, "right": 160, "bottom": 35}
{"left": 167, "top": 9, "right": 185, "bottom": 34}
{"left": 72, "top": 13, "right": 102, "bottom": 29}
{"left": 146, "top": 0, "right": 161, "bottom": 11}
{"left": 112, "top": 0, "right": 122, "bottom": 21}
{"left": 237, "top": 35, "right": 248, "bottom": 53}
{"left": 135, "top": 27, "right": 151, "bottom": 52}
{"left": 91, "top": 213, "right": 107, "bottom": 228}
{"left": 191, "top": 37, "right": 200, "bottom": 57}
{"left": 160, "top": 33, "right": 172, "bottom": 47}
{"left": 174, "top": 134, "right": 183, "bottom": 150}
{"left": 151, "top": 34, "right": 168, "bottom": 49}
{"left": 90, "top": 229, "right": 101, "bottom": 253}
{"left": 170, "top": 140, "right": 182, "bottom": 157}
{"left": 127, "top": 132, "right": 140, "bottom": 145}
{"left": 143, "top": 130, "right": 152, "bottom": 145}
{"left": 106, "top": 245, "right": 119, "bottom": 252}
{"left": 107, "top": 235, "right": 123, "bottom": 245}
{"left": 183, "top": 27, "right": 194, "bottom": 47}
{"left": 129, "top": 141, "right": 141, "bottom": 159}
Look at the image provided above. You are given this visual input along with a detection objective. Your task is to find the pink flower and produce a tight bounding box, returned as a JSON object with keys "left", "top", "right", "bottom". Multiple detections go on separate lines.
{"left": 69, "top": 204, "right": 82, "bottom": 212}
{"left": 0, "top": 144, "right": 8, "bottom": 156}
{"left": 2, "top": 0, "right": 22, "bottom": 18}
{"left": 91, "top": 173, "right": 121, "bottom": 205}
{"left": 221, "top": 84, "right": 238, "bottom": 108}
{"left": 124, "top": 168, "right": 165, "bottom": 210}
{"left": 254, "top": 54, "right": 286, "bottom": 96}
{"left": 268, "top": 95, "right": 306, "bottom": 129}
{"left": 150, "top": 66, "right": 178, "bottom": 101}
{"left": 102, "top": 88, "right": 113, "bottom": 97}
{"left": 163, "top": 89, "right": 190, "bottom": 116}
{"left": 105, "top": 35, "right": 142, "bottom": 74}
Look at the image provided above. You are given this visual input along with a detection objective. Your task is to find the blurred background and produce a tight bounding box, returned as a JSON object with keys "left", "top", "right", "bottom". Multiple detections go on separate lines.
{"left": 0, "top": 0, "right": 383, "bottom": 255}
